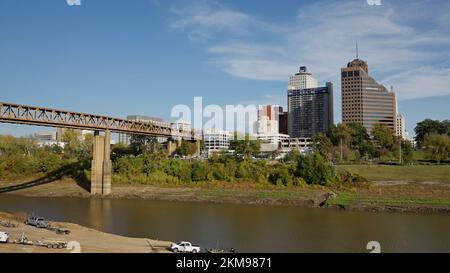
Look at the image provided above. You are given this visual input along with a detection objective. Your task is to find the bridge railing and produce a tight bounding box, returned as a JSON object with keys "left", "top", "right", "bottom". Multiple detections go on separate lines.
{"left": 0, "top": 101, "right": 197, "bottom": 139}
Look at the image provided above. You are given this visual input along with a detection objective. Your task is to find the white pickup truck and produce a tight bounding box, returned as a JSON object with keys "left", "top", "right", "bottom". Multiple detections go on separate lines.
{"left": 0, "top": 231, "right": 9, "bottom": 243}
{"left": 170, "top": 241, "right": 201, "bottom": 253}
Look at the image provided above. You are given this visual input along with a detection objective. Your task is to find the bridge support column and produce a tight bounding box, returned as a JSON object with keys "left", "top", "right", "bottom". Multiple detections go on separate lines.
{"left": 91, "top": 130, "right": 112, "bottom": 195}
{"left": 102, "top": 130, "right": 112, "bottom": 195}
{"left": 167, "top": 138, "right": 182, "bottom": 156}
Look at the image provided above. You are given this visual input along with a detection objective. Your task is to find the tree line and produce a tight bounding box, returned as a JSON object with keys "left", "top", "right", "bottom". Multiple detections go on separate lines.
{"left": 311, "top": 119, "right": 450, "bottom": 164}
{"left": 0, "top": 131, "right": 361, "bottom": 187}
{"left": 0, "top": 118, "right": 448, "bottom": 187}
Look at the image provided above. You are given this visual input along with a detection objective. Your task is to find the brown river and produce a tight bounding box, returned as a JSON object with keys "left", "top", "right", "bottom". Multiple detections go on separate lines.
{"left": 0, "top": 194, "right": 449, "bottom": 252}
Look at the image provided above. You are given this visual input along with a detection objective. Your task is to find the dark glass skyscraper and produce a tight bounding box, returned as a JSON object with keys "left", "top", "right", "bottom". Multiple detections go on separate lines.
{"left": 287, "top": 82, "right": 334, "bottom": 138}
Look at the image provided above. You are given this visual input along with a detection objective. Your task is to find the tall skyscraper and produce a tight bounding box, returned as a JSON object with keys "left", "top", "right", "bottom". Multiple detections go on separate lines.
{"left": 288, "top": 66, "right": 318, "bottom": 90}
{"left": 341, "top": 52, "right": 397, "bottom": 134}
{"left": 288, "top": 81, "right": 334, "bottom": 138}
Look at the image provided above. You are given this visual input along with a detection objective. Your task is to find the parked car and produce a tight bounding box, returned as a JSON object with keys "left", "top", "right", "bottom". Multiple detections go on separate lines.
{"left": 0, "top": 231, "right": 9, "bottom": 243}
{"left": 170, "top": 241, "right": 201, "bottom": 253}
{"left": 25, "top": 217, "right": 50, "bottom": 228}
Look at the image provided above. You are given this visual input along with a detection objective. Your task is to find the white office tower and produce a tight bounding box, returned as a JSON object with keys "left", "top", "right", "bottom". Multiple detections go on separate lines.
{"left": 288, "top": 66, "right": 318, "bottom": 90}
{"left": 202, "top": 128, "right": 232, "bottom": 156}
{"left": 396, "top": 113, "right": 407, "bottom": 140}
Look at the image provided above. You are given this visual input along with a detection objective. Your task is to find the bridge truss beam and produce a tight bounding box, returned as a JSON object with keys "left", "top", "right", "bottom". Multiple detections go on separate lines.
{"left": 0, "top": 101, "right": 196, "bottom": 139}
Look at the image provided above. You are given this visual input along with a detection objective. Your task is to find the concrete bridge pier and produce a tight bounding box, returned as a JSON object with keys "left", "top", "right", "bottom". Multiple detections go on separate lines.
{"left": 166, "top": 138, "right": 201, "bottom": 156}
{"left": 167, "top": 138, "right": 182, "bottom": 156}
{"left": 91, "top": 130, "right": 112, "bottom": 195}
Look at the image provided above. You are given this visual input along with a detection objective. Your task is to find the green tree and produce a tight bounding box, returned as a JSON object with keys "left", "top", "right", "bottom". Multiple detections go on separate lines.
{"left": 329, "top": 123, "right": 352, "bottom": 146}
{"left": 210, "top": 162, "right": 229, "bottom": 181}
{"left": 191, "top": 161, "right": 209, "bottom": 181}
{"left": 130, "top": 135, "right": 162, "bottom": 155}
{"left": 61, "top": 129, "right": 81, "bottom": 143}
{"left": 422, "top": 133, "right": 450, "bottom": 163}
{"left": 62, "top": 130, "right": 91, "bottom": 160}
{"left": 415, "top": 119, "right": 447, "bottom": 146}
{"left": 283, "top": 149, "right": 301, "bottom": 162}
{"left": 268, "top": 164, "right": 294, "bottom": 186}
{"left": 348, "top": 123, "right": 374, "bottom": 158}
{"left": 230, "top": 135, "right": 261, "bottom": 159}
{"left": 443, "top": 120, "right": 450, "bottom": 137}
{"left": 401, "top": 140, "right": 415, "bottom": 164}
{"left": 0, "top": 135, "right": 37, "bottom": 157}
{"left": 176, "top": 141, "right": 198, "bottom": 157}
{"left": 162, "top": 159, "right": 192, "bottom": 182}
{"left": 372, "top": 123, "right": 395, "bottom": 149}
{"left": 236, "top": 160, "right": 252, "bottom": 179}
{"left": 296, "top": 153, "right": 336, "bottom": 185}
{"left": 311, "top": 133, "right": 333, "bottom": 159}
{"left": 111, "top": 143, "right": 133, "bottom": 161}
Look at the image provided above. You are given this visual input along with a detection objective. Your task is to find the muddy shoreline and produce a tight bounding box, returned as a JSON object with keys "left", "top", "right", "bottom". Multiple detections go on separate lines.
{"left": 1, "top": 179, "right": 449, "bottom": 215}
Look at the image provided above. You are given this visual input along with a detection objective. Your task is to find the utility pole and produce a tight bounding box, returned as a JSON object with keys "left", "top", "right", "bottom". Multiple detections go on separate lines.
{"left": 340, "top": 138, "right": 343, "bottom": 162}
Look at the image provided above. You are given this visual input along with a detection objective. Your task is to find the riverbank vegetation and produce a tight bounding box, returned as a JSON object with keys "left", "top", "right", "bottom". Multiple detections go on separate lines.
{"left": 316, "top": 120, "right": 450, "bottom": 164}
{"left": 0, "top": 119, "right": 449, "bottom": 189}
{"left": 111, "top": 145, "right": 358, "bottom": 187}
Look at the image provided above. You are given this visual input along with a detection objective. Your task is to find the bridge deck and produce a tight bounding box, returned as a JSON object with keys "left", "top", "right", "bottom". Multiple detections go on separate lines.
{"left": 0, "top": 101, "right": 196, "bottom": 139}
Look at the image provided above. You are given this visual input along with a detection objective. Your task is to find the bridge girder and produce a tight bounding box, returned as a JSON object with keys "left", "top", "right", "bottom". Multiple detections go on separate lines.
{"left": 0, "top": 101, "right": 198, "bottom": 140}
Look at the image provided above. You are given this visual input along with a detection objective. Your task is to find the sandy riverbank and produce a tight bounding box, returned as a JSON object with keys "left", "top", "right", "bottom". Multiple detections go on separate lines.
{"left": 0, "top": 212, "right": 172, "bottom": 253}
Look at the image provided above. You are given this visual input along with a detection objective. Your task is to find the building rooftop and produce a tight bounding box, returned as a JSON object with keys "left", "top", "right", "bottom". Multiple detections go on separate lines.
{"left": 294, "top": 66, "right": 313, "bottom": 75}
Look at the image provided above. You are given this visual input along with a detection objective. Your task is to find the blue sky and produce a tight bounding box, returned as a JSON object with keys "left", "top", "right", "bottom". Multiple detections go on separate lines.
{"left": 0, "top": 0, "right": 449, "bottom": 136}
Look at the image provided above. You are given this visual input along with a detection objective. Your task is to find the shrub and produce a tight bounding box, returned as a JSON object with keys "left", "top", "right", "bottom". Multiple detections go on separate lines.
{"left": 236, "top": 161, "right": 252, "bottom": 179}
{"left": 191, "top": 161, "right": 209, "bottom": 181}
{"left": 162, "top": 159, "right": 192, "bottom": 183}
{"left": 38, "top": 154, "right": 63, "bottom": 174}
{"left": 268, "top": 164, "right": 293, "bottom": 186}
{"left": 296, "top": 153, "right": 336, "bottom": 185}
{"left": 210, "top": 163, "right": 229, "bottom": 181}
{"left": 337, "top": 169, "right": 367, "bottom": 183}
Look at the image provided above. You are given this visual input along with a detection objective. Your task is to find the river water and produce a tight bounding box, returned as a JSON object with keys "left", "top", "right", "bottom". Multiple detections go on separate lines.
{"left": 0, "top": 194, "right": 449, "bottom": 252}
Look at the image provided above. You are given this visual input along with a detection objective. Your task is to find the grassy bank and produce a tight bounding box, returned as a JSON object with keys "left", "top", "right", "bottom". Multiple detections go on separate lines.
{"left": 196, "top": 187, "right": 323, "bottom": 201}
{"left": 328, "top": 192, "right": 450, "bottom": 207}
{"left": 336, "top": 165, "right": 450, "bottom": 182}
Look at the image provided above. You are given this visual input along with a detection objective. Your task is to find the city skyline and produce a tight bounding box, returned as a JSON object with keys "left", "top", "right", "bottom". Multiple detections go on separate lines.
{"left": 0, "top": 0, "right": 449, "bottom": 137}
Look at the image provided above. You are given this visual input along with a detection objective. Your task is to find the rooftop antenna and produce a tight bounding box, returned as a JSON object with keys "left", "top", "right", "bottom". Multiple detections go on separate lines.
{"left": 356, "top": 41, "right": 359, "bottom": 59}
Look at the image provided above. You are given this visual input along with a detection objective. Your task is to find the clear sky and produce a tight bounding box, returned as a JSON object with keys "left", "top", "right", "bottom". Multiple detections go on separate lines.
{"left": 0, "top": 0, "right": 449, "bottom": 136}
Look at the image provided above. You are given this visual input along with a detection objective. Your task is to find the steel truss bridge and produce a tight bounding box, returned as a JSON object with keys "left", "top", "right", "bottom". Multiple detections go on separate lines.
{"left": 0, "top": 101, "right": 196, "bottom": 139}
{"left": 0, "top": 101, "right": 199, "bottom": 195}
